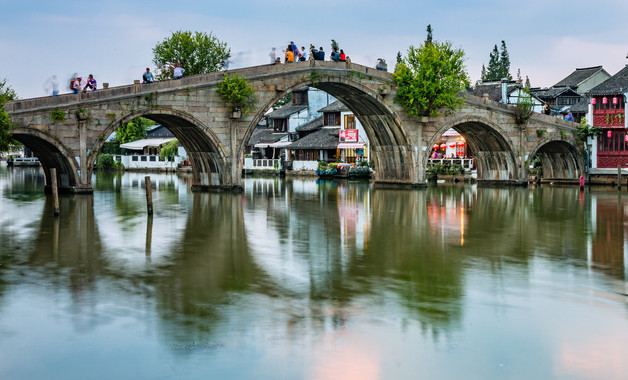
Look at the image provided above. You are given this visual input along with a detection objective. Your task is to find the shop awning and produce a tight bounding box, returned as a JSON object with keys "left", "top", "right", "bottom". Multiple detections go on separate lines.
{"left": 337, "top": 142, "right": 365, "bottom": 149}
{"left": 254, "top": 143, "right": 270, "bottom": 148}
{"left": 268, "top": 141, "right": 292, "bottom": 148}
{"left": 120, "top": 137, "right": 176, "bottom": 150}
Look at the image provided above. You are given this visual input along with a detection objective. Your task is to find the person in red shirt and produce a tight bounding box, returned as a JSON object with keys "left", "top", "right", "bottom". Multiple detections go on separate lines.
{"left": 339, "top": 49, "right": 346, "bottom": 62}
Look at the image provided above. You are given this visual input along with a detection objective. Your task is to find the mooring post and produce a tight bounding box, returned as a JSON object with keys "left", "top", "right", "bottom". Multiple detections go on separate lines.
{"left": 618, "top": 165, "right": 622, "bottom": 190}
{"left": 51, "top": 168, "right": 59, "bottom": 216}
{"left": 145, "top": 176, "right": 153, "bottom": 215}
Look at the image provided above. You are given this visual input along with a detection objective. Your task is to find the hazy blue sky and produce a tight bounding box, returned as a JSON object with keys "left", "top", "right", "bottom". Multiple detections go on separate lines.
{"left": 2, "top": 0, "right": 627, "bottom": 98}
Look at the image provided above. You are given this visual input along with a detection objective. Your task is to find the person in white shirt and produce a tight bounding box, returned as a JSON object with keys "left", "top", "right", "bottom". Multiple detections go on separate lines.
{"left": 173, "top": 63, "right": 185, "bottom": 79}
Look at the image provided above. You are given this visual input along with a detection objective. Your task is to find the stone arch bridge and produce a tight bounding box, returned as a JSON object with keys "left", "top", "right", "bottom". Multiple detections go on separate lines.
{"left": 6, "top": 61, "right": 584, "bottom": 193}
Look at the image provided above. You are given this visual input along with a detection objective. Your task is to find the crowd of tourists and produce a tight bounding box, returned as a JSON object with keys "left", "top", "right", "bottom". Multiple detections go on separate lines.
{"left": 52, "top": 40, "right": 352, "bottom": 97}
{"left": 271, "top": 41, "right": 347, "bottom": 64}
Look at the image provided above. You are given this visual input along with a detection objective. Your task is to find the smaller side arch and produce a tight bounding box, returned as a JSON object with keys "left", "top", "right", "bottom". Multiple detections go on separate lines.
{"left": 90, "top": 107, "right": 230, "bottom": 189}
{"left": 528, "top": 139, "right": 584, "bottom": 182}
{"left": 429, "top": 114, "right": 521, "bottom": 183}
{"left": 11, "top": 127, "right": 81, "bottom": 192}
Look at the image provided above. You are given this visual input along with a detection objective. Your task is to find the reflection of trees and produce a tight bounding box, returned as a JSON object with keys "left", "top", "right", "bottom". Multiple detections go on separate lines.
{"left": 365, "top": 188, "right": 464, "bottom": 339}
{"left": 154, "top": 193, "right": 261, "bottom": 341}
{"left": 30, "top": 195, "right": 104, "bottom": 292}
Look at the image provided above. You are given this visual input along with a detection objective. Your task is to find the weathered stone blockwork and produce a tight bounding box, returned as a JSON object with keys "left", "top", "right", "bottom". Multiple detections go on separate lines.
{"left": 6, "top": 61, "right": 583, "bottom": 192}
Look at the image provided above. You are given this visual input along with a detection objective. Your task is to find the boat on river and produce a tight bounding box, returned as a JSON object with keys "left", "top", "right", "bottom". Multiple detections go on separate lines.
{"left": 316, "top": 163, "right": 372, "bottom": 179}
{"left": 7, "top": 157, "right": 40, "bottom": 167}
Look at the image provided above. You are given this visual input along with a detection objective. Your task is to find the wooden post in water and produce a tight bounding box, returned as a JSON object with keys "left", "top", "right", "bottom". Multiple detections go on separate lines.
{"left": 145, "top": 176, "right": 153, "bottom": 215}
{"left": 618, "top": 165, "right": 622, "bottom": 190}
{"left": 51, "top": 168, "right": 59, "bottom": 216}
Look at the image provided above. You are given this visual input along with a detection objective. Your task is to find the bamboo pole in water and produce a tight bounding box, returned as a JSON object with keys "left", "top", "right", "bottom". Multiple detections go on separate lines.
{"left": 145, "top": 176, "right": 153, "bottom": 215}
{"left": 51, "top": 168, "right": 59, "bottom": 216}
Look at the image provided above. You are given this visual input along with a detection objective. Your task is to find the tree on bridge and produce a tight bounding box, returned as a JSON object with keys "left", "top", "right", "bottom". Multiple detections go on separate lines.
{"left": 0, "top": 78, "right": 18, "bottom": 153}
{"left": 152, "top": 30, "right": 231, "bottom": 80}
{"left": 393, "top": 26, "right": 470, "bottom": 118}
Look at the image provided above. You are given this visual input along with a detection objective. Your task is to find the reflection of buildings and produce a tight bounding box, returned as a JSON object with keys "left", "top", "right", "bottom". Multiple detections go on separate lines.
{"left": 337, "top": 182, "right": 371, "bottom": 253}
{"left": 588, "top": 195, "right": 627, "bottom": 280}
{"left": 427, "top": 190, "right": 471, "bottom": 246}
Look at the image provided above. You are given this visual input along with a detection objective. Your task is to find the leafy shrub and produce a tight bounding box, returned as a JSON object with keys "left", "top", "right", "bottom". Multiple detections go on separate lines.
{"left": 97, "top": 153, "right": 124, "bottom": 170}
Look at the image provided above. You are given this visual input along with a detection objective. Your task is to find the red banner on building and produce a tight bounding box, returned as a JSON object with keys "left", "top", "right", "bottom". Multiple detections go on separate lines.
{"left": 339, "top": 129, "right": 358, "bottom": 142}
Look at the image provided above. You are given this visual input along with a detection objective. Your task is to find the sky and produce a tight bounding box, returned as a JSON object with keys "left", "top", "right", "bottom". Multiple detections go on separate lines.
{"left": 1, "top": 0, "right": 627, "bottom": 99}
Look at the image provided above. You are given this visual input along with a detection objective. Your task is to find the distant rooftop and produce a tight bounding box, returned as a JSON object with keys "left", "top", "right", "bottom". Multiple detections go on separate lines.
{"left": 553, "top": 66, "right": 606, "bottom": 89}
{"left": 587, "top": 65, "right": 628, "bottom": 96}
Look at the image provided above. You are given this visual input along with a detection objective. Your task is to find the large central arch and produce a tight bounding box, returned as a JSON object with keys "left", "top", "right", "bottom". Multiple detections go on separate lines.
{"left": 244, "top": 75, "right": 416, "bottom": 185}
{"left": 90, "top": 108, "right": 229, "bottom": 190}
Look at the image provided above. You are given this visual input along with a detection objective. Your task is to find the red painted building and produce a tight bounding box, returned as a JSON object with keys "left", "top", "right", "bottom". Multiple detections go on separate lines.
{"left": 588, "top": 65, "right": 628, "bottom": 168}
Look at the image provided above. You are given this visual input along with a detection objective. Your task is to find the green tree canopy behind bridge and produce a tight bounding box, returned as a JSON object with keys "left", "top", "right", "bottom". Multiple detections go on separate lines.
{"left": 393, "top": 27, "right": 470, "bottom": 118}
{"left": 0, "top": 79, "right": 18, "bottom": 153}
{"left": 152, "top": 30, "right": 231, "bottom": 80}
{"left": 115, "top": 117, "right": 154, "bottom": 144}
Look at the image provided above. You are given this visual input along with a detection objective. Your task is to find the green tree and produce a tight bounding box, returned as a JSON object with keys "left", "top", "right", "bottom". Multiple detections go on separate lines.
{"left": 160, "top": 139, "right": 179, "bottom": 160}
{"left": 0, "top": 79, "right": 18, "bottom": 153}
{"left": 425, "top": 24, "right": 433, "bottom": 45}
{"left": 483, "top": 44, "right": 500, "bottom": 81}
{"left": 152, "top": 30, "right": 231, "bottom": 80}
{"left": 498, "top": 40, "right": 511, "bottom": 80}
{"left": 115, "top": 117, "right": 154, "bottom": 144}
{"left": 331, "top": 39, "right": 339, "bottom": 51}
{"left": 393, "top": 29, "right": 470, "bottom": 118}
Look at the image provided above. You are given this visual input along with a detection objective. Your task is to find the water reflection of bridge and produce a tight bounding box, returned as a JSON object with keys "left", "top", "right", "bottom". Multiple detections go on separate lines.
{"left": 2, "top": 174, "right": 626, "bottom": 347}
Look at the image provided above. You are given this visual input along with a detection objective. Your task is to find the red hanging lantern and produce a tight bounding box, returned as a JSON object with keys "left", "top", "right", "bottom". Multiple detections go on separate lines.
{"left": 440, "top": 143, "right": 447, "bottom": 148}
{"left": 449, "top": 143, "right": 456, "bottom": 148}
{"left": 607, "top": 130, "right": 612, "bottom": 138}
{"left": 432, "top": 144, "right": 439, "bottom": 149}
{"left": 591, "top": 98, "right": 596, "bottom": 105}
{"left": 457, "top": 141, "right": 465, "bottom": 146}
{"left": 603, "top": 97, "right": 608, "bottom": 104}
{"left": 613, "top": 97, "right": 618, "bottom": 105}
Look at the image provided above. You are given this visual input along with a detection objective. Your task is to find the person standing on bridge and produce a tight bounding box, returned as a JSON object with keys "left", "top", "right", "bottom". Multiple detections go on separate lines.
{"left": 173, "top": 63, "right": 185, "bottom": 79}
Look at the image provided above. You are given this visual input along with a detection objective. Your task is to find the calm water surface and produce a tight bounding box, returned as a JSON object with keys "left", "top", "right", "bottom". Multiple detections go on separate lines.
{"left": 0, "top": 166, "right": 627, "bottom": 379}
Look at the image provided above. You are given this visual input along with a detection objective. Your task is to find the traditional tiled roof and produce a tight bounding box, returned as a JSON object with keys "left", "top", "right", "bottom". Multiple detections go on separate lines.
{"left": 570, "top": 98, "right": 590, "bottom": 113}
{"left": 531, "top": 87, "right": 580, "bottom": 99}
{"left": 286, "top": 127, "right": 339, "bottom": 150}
{"left": 468, "top": 81, "right": 521, "bottom": 102}
{"left": 295, "top": 116, "right": 323, "bottom": 132}
{"left": 146, "top": 125, "right": 174, "bottom": 138}
{"left": 247, "top": 127, "right": 287, "bottom": 146}
{"left": 553, "top": 66, "right": 605, "bottom": 88}
{"left": 318, "top": 100, "right": 349, "bottom": 113}
{"left": 587, "top": 65, "right": 628, "bottom": 96}
{"left": 265, "top": 104, "right": 307, "bottom": 119}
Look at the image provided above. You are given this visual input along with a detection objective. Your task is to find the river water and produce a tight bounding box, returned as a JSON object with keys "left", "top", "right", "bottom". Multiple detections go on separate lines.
{"left": 0, "top": 166, "right": 627, "bottom": 379}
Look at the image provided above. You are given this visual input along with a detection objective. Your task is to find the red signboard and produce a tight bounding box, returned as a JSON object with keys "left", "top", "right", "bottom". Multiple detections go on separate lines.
{"left": 339, "top": 129, "right": 358, "bottom": 142}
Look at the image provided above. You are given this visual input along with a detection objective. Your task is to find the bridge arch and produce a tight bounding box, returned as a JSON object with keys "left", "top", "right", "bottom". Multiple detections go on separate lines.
{"left": 528, "top": 139, "right": 584, "bottom": 182}
{"left": 93, "top": 107, "right": 229, "bottom": 189}
{"left": 246, "top": 73, "right": 415, "bottom": 183}
{"left": 11, "top": 127, "right": 80, "bottom": 192}
{"left": 431, "top": 115, "right": 521, "bottom": 183}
